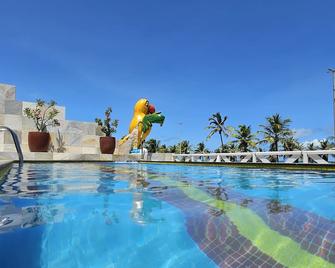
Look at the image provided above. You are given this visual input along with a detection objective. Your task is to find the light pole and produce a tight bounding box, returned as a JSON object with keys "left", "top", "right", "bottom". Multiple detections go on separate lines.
{"left": 328, "top": 68, "right": 335, "bottom": 137}
{"left": 178, "top": 122, "right": 183, "bottom": 154}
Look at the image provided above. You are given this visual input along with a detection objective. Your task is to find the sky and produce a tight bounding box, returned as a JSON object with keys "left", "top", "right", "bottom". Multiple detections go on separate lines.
{"left": 1, "top": 0, "right": 335, "bottom": 150}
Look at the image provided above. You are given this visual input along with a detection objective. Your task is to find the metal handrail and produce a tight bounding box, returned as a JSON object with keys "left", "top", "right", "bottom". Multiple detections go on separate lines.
{"left": 0, "top": 126, "right": 24, "bottom": 165}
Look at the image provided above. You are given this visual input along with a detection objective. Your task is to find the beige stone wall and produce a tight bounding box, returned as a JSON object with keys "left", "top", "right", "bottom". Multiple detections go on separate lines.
{"left": 0, "top": 83, "right": 105, "bottom": 154}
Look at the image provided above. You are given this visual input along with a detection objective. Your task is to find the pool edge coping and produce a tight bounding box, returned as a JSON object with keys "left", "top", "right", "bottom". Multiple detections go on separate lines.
{"left": 0, "top": 160, "right": 13, "bottom": 170}
{"left": 3, "top": 160, "right": 335, "bottom": 172}
{"left": 139, "top": 160, "right": 335, "bottom": 172}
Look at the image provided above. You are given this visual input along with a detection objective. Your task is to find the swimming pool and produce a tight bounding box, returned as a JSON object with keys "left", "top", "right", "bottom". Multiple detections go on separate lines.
{"left": 0, "top": 163, "right": 334, "bottom": 268}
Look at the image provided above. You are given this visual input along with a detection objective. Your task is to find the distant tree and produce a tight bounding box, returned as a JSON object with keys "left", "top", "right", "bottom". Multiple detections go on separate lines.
{"left": 283, "top": 137, "right": 302, "bottom": 151}
{"left": 306, "top": 142, "right": 318, "bottom": 151}
{"left": 259, "top": 114, "right": 293, "bottom": 151}
{"left": 227, "top": 143, "right": 237, "bottom": 153}
{"left": 327, "top": 136, "right": 335, "bottom": 148}
{"left": 319, "top": 138, "right": 332, "bottom": 161}
{"left": 168, "top": 145, "right": 177, "bottom": 153}
{"left": 194, "top": 142, "right": 210, "bottom": 154}
{"left": 215, "top": 143, "right": 237, "bottom": 153}
{"left": 206, "top": 112, "right": 229, "bottom": 149}
{"left": 214, "top": 147, "right": 222, "bottom": 153}
{"left": 158, "top": 144, "right": 168, "bottom": 153}
{"left": 176, "top": 140, "right": 192, "bottom": 154}
{"left": 319, "top": 139, "right": 330, "bottom": 150}
{"left": 232, "top": 125, "right": 257, "bottom": 152}
{"left": 144, "top": 139, "right": 160, "bottom": 153}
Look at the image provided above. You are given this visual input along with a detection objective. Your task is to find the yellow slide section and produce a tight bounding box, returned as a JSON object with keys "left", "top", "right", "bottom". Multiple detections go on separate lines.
{"left": 157, "top": 178, "right": 335, "bottom": 268}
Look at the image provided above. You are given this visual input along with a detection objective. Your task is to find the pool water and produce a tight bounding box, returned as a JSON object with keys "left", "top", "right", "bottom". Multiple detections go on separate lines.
{"left": 0, "top": 163, "right": 335, "bottom": 268}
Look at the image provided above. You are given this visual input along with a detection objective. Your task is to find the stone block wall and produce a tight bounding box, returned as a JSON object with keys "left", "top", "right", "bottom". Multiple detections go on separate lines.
{"left": 0, "top": 83, "right": 106, "bottom": 154}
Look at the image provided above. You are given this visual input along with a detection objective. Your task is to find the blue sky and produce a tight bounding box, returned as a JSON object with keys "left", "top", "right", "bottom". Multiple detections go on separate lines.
{"left": 1, "top": 0, "right": 334, "bottom": 150}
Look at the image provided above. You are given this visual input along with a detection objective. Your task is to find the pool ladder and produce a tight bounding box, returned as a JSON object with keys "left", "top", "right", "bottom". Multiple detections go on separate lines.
{"left": 0, "top": 126, "right": 24, "bottom": 165}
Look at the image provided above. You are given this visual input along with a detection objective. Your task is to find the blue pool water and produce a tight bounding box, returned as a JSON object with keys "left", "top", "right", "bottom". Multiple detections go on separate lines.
{"left": 0, "top": 163, "right": 335, "bottom": 268}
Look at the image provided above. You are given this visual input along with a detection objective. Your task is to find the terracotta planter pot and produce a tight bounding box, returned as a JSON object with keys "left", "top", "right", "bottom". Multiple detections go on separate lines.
{"left": 100, "top": 136, "right": 116, "bottom": 154}
{"left": 28, "top": 132, "right": 50, "bottom": 152}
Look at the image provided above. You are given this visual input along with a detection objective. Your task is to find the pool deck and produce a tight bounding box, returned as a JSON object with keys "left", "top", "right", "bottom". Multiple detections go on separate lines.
{"left": 0, "top": 152, "right": 173, "bottom": 162}
{"left": 0, "top": 152, "right": 142, "bottom": 162}
{"left": 0, "top": 160, "right": 13, "bottom": 177}
{"left": 0, "top": 160, "right": 13, "bottom": 169}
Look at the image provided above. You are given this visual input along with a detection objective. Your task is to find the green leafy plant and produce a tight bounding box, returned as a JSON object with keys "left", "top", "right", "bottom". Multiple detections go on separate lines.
{"left": 23, "top": 99, "right": 60, "bottom": 132}
{"left": 95, "top": 107, "right": 119, "bottom": 137}
{"left": 56, "top": 130, "right": 66, "bottom": 153}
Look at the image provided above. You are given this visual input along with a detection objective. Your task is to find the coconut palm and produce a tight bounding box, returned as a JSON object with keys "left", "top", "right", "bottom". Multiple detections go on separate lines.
{"left": 168, "top": 145, "right": 177, "bottom": 153}
{"left": 319, "top": 139, "right": 330, "bottom": 161}
{"left": 177, "top": 140, "right": 192, "bottom": 154}
{"left": 259, "top": 114, "right": 293, "bottom": 151}
{"left": 144, "top": 139, "right": 160, "bottom": 153}
{"left": 206, "top": 112, "right": 229, "bottom": 149}
{"left": 232, "top": 125, "right": 257, "bottom": 152}
{"left": 327, "top": 136, "right": 335, "bottom": 149}
{"left": 214, "top": 143, "right": 237, "bottom": 153}
{"left": 158, "top": 144, "right": 168, "bottom": 153}
{"left": 319, "top": 139, "right": 330, "bottom": 150}
{"left": 306, "top": 142, "right": 318, "bottom": 151}
{"left": 283, "top": 137, "right": 302, "bottom": 151}
{"left": 214, "top": 148, "right": 221, "bottom": 153}
{"left": 194, "top": 142, "right": 210, "bottom": 154}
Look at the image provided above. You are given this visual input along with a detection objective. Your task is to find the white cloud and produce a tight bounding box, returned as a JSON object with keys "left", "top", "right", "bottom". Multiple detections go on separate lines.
{"left": 293, "top": 128, "right": 313, "bottom": 139}
{"left": 302, "top": 139, "right": 321, "bottom": 147}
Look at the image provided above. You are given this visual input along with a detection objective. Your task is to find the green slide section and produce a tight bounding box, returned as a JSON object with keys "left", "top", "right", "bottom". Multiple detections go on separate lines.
{"left": 156, "top": 178, "right": 335, "bottom": 268}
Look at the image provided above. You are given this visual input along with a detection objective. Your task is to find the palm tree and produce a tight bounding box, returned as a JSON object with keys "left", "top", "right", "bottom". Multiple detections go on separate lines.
{"left": 306, "top": 142, "right": 318, "bottom": 151}
{"left": 259, "top": 114, "right": 293, "bottom": 151}
{"left": 168, "top": 145, "right": 177, "bottom": 153}
{"left": 206, "top": 112, "right": 229, "bottom": 149}
{"left": 232, "top": 125, "right": 257, "bottom": 152}
{"left": 283, "top": 137, "right": 302, "bottom": 151}
{"left": 144, "top": 139, "right": 160, "bottom": 153}
{"left": 327, "top": 136, "right": 335, "bottom": 149}
{"left": 319, "top": 139, "right": 330, "bottom": 150}
{"left": 215, "top": 143, "right": 237, "bottom": 153}
{"left": 177, "top": 140, "right": 192, "bottom": 154}
{"left": 319, "top": 139, "right": 330, "bottom": 161}
{"left": 194, "top": 142, "right": 210, "bottom": 154}
{"left": 158, "top": 144, "right": 168, "bottom": 153}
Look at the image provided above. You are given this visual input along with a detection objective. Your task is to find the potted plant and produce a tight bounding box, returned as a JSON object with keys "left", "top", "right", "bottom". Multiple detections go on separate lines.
{"left": 24, "top": 99, "right": 60, "bottom": 152}
{"left": 95, "top": 107, "right": 119, "bottom": 154}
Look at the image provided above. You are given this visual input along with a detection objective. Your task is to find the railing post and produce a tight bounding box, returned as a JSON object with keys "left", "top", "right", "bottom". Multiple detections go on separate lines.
{"left": 302, "top": 152, "right": 308, "bottom": 164}
{"left": 252, "top": 153, "right": 257, "bottom": 163}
